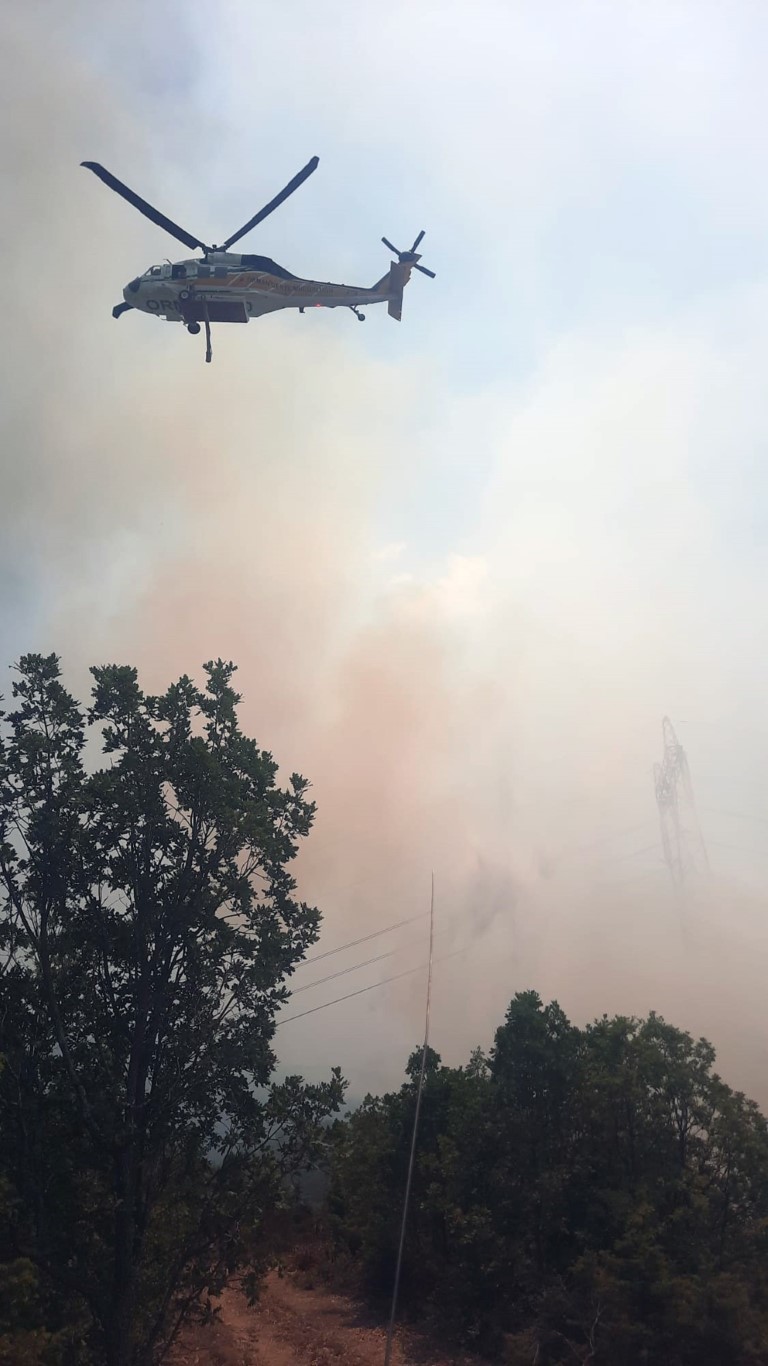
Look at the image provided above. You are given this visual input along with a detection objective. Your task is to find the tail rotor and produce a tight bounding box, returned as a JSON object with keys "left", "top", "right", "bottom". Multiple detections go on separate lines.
{"left": 381, "top": 230, "right": 436, "bottom": 279}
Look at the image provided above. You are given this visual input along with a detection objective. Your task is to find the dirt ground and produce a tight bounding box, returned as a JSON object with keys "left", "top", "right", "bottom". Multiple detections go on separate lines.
{"left": 168, "top": 1270, "right": 479, "bottom": 1366}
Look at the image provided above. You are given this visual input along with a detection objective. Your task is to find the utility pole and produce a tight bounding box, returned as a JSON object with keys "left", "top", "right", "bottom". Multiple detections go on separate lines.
{"left": 653, "top": 717, "right": 709, "bottom": 892}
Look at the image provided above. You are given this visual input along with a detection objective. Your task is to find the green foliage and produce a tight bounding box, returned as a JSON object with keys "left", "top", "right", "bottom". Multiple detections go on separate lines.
{"left": 0, "top": 655, "right": 345, "bottom": 1366}
{"left": 328, "top": 993, "right": 768, "bottom": 1363}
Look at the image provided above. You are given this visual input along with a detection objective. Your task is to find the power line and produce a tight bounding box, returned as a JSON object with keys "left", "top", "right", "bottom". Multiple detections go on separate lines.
{"left": 278, "top": 967, "right": 421, "bottom": 1025}
{"left": 301, "top": 910, "right": 428, "bottom": 966}
{"left": 276, "top": 947, "right": 466, "bottom": 1027}
{"left": 707, "top": 840, "right": 768, "bottom": 858}
{"left": 702, "top": 807, "right": 768, "bottom": 829}
{"left": 580, "top": 845, "right": 663, "bottom": 881}
{"left": 597, "top": 842, "right": 661, "bottom": 865}
{"left": 550, "top": 822, "right": 657, "bottom": 866}
{"left": 595, "top": 865, "right": 665, "bottom": 889}
{"left": 291, "top": 945, "right": 401, "bottom": 997}
{"left": 291, "top": 921, "right": 458, "bottom": 998}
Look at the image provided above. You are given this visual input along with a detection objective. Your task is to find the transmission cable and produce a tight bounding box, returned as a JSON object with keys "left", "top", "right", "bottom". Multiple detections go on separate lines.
{"left": 291, "top": 920, "right": 457, "bottom": 998}
{"left": 290, "top": 945, "right": 402, "bottom": 997}
{"left": 276, "top": 945, "right": 464, "bottom": 1027}
{"left": 302, "top": 909, "right": 428, "bottom": 965}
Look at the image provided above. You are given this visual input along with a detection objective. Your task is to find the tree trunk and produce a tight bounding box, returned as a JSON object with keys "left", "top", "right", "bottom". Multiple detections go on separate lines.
{"left": 106, "top": 1146, "right": 140, "bottom": 1366}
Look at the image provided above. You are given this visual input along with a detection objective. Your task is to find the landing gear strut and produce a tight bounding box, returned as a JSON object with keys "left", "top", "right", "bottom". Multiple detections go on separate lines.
{"left": 349, "top": 306, "right": 366, "bottom": 322}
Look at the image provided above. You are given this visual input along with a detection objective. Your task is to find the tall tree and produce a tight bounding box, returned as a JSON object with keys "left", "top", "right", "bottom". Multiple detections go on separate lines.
{"left": 0, "top": 654, "right": 343, "bottom": 1365}
{"left": 329, "top": 995, "right": 768, "bottom": 1364}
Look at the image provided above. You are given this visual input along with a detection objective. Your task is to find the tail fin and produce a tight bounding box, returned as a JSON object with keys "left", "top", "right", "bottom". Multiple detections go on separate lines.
{"left": 375, "top": 232, "right": 433, "bottom": 319}
{"left": 386, "top": 260, "right": 411, "bottom": 321}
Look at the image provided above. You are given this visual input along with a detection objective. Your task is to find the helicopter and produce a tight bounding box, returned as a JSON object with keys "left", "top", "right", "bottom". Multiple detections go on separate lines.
{"left": 81, "top": 156, "right": 434, "bottom": 363}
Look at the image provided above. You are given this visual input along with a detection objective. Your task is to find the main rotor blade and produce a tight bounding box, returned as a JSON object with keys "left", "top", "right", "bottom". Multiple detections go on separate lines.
{"left": 81, "top": 162, "right": 210, "bottom": 252}
{"left": 221, "top": 156, "right": 319, "bottom": 251}
{"left": 415, "top": 263, "right": 436, "bottom": 278}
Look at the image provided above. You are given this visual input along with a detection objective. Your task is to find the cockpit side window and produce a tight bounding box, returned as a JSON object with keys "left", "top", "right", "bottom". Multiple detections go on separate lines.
{"left": 171, "top": 264, "right": 187, "bottom": 280}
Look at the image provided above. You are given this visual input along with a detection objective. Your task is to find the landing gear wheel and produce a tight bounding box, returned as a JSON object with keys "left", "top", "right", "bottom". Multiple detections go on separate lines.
{"left": 187, "top": 321, "right": 201, "bottom": 335}
{"left": 357, "top": 313, "right": 366, "bottom": 322}
{"left": 179, "top": 288, "right": 191, "bottom": 301}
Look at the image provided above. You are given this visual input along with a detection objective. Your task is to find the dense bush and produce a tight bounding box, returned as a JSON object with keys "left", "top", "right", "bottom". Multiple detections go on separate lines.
{"left": 328, "top": 992, "right": 768, "bottom": 1364}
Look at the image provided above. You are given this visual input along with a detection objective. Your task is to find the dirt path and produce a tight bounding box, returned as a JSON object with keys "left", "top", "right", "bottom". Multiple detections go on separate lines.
{"left": 169, "top": 1270, "right": 474, "bottom": 1366}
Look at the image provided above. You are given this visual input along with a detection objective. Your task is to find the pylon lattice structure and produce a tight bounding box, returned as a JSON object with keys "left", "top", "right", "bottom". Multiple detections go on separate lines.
{"left": 653, "top": 717, "right": 710, "bottom": 891}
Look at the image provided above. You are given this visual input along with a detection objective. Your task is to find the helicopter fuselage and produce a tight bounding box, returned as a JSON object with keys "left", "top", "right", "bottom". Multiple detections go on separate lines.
{"left": 124, "top": 251, "right": 393, "bottom": 325}
{"left": 82, "top": 156, "right": 432, "bottom": 360}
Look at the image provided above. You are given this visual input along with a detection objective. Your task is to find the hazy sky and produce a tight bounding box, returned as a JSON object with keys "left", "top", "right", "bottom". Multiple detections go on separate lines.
{"left": 3, "top": 0, "right": 768, "bottom": 1102}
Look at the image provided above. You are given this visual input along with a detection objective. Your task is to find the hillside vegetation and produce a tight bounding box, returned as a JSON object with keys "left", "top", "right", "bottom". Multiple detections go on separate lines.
{"left": 3, "top": 655, "right": 767, "bottom": 1366}
{"left": 327, "top": 993, "right": 768, "bottom": 1365}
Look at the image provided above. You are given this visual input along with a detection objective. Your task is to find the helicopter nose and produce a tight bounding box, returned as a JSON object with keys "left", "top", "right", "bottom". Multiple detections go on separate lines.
{"left": 127, "top": 278, "right": 141, "bottom": 293}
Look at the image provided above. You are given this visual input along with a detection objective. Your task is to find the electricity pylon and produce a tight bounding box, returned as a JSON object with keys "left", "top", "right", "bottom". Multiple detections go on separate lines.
{"left": 653, "top": 717, "right": 709, "bottom": 891}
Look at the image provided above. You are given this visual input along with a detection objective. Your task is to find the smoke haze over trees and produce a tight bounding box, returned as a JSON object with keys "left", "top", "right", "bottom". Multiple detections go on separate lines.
{"left": 3, "top": 2, "right": 768, "bottom": 1361}
{"left": 3, "top": 0, "right": 768, "bottom": 1110}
